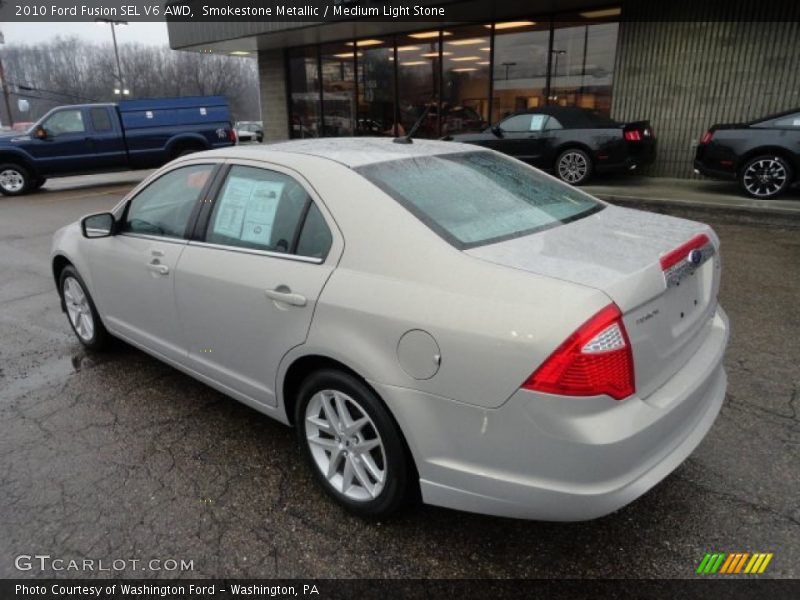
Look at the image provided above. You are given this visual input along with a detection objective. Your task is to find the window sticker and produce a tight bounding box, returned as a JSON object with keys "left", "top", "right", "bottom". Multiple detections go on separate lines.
{"left": 530, "top": 114, "right": 545, "bottom": 131}
{"left": 240, "top": 181, "right": 284, "bottom": 245}
{"left": 212, "top": 175, "right": 284, "bottom": 245}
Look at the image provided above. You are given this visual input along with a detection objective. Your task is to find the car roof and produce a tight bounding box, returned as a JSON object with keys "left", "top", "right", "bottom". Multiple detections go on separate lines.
{"left": 200, "top": 137, "right": 480, "bottom": 168}
{"left": 511, "top": 106, "right": 618, "bottom": 127}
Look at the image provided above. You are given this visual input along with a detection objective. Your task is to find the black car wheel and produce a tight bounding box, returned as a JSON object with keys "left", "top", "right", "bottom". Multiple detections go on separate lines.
{"left": 739, "top": 155, "right": 792, "bottom": 199}
{"left": 556, "top": 149, "right": 593, "bottom": 185}
{"left": 296, "top": 369, "right": 414, "bottom": 518}
{"left": 0, "top": 163, "right": 31, "bottom": 196}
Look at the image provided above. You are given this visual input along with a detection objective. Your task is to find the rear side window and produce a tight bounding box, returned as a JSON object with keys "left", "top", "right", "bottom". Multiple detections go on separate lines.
{"left": 122, "top": 164, "right": 214, "bottom": 239}
{"left": 357, "top": 151, "right": 602, "bottom": 249}
{"left": 207, "top": 165, "right": 332, "bottom": 259}
{"left": 90, "top": 108, "right": 113, "bottom": 132}
{"left": 771, "top": 113, "right": 800, "bottom": 128}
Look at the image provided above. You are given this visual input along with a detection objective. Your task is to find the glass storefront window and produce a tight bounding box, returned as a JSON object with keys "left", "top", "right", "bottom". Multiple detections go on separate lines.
{"left": 321, "top": 43, "right": 356, "bottom": 136}
{"left": 441, "top": 25, "right": 491, "bottom": 135}
{"left": 356, "top": 37, "right": 395, "bottom": 136}
{"left": 491, "top": 21, "right": 550, "bottom": 124}
{"left": 549, "top": 20, "right": 619, "bottom": 114}
{"left": 396, "top": 32, "right": 440, "bottom": 138}
{"left": 288, "top": 46, "right": 320, "bottom": 138}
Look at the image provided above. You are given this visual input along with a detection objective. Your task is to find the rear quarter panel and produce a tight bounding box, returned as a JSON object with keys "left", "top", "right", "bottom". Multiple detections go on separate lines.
{"left": 287, "top": 157, "right": 611, "bottom": 409}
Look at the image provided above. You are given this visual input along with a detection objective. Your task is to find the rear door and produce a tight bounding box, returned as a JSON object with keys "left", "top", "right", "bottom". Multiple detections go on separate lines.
{"left": 173, "top": 161, "right": 340, "bottom": 407}
{"left": 87, "top": 162, "right": 218, "bottom": 363}
{"left": 86, "top": 106, "right": 128, "bottom": 170}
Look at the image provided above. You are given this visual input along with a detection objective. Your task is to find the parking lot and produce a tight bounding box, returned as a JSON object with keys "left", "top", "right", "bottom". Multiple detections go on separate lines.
{"left": 0, "top": 175, "right": 798, "bottom": 579}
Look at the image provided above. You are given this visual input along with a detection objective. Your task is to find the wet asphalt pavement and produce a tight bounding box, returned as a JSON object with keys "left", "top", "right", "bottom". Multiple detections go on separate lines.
{"left": 0, "top": 174, "right": 798, "bottom": 579}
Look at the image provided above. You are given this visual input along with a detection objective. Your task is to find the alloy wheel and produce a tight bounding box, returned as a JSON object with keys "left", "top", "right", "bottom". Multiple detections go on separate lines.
{"left": 0, "top": 168, "right": 25, "bottom": 193}
{"left": 304, "top": 389, "right": 387, "bottom": 502}
{"left": 63, "top": 276, "right": 95, "bottom": 341}
{"left": 742, "top": 158, "right": 788, "bottom": 198}
{"left": 558, "top": 151, "right": 589, "bottom": 184}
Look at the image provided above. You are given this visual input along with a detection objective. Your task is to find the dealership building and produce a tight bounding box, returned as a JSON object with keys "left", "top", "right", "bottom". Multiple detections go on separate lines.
{"left": 167, "top": 0, "right": 800, "bottom": 178}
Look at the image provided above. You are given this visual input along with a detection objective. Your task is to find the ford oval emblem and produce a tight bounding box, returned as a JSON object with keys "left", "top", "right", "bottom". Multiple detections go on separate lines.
{"left": 688, "top": 249, "right": 703, "bottom": 266}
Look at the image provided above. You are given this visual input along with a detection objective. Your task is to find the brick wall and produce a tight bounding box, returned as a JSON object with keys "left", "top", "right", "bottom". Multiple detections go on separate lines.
{"left": 258, "top": 49, "right": 289, "bottom": 142}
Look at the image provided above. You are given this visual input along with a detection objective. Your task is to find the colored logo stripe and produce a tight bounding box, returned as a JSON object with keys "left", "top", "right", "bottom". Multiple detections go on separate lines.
{"left": 698, "top": 552, "right": 773, "bottom": 574}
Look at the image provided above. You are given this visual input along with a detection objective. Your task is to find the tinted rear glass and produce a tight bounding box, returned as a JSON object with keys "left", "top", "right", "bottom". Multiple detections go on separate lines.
{"left": 356, "top": 151, "right": 603, "bottom": 248}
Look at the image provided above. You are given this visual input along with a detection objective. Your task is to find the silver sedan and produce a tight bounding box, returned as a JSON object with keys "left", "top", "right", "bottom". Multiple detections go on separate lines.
{"left": 51, "top": 139, "right": 729, "bottom": 520}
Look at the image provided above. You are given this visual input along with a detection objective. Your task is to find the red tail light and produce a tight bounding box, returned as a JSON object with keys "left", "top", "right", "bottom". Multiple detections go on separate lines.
{"left": 699, "top": 130, "right": 713, "bottom": 145}
{"left": 228, "top": 128, "right": 237, "bottom": 143}
{"left": 659, "top": 233, "right": 710, "bottom": 271}
{"left": 624, "top": 130, "right": 642, "bottom": 142}
{"left": 522, "top": 304, "right": 635, "bottom": 401}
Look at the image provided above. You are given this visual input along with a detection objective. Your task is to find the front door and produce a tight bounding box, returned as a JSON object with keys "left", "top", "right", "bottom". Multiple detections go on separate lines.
{"left": 27, "top": 108, "right": 99, "bottom": 175}
{"left": 174, "top": 163, "right": 338, "bottom": 407}
{"left": 87, "top": 163, "right": 217, "bottom": 363}
{"left": 494, "top": 113, "right": 547, "bottom": 162}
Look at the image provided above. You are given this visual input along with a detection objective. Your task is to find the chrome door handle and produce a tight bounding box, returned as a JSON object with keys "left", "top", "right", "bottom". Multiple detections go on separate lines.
{"left": 147, "top": 261, "right": 169, "bottom": 275}
{"left": 265, "top": 287, "right": 307, "bottom": 307}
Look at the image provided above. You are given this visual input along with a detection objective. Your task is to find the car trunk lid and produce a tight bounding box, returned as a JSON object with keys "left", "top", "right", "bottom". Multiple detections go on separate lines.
{"left": 465, "top": 204, "right": 721, "bottom": 401}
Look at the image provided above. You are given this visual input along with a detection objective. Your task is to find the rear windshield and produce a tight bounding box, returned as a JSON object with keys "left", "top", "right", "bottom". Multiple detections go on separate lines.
{"left": 356, "top": 151, "right": 603, "bottom": 248}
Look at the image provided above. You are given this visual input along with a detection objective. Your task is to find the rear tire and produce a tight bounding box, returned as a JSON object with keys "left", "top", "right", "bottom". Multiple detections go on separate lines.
{"left": 173, "top": 145, "right": 205, "bottom": 160}
{"left": 0, "top": 163, "right": 31, "bottom": 196}
{"left": 295, "top": 369, "right": 413, "bottom": 518}
{"left": 555, "top": 148, "right": 593, "bottom": 185}
{"left": 739, "top": 155, "right": 792, "bottom": 199}
{"left": 59, "top": 265, "right": 110, "bottom": 351}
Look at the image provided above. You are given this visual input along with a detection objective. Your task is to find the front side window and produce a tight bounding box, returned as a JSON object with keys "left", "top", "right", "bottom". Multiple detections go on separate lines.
{"left": 771, "top": 113, "right": 800, "bottom": 128}
{"left": 42, "top": 109, "right": 85, "bottom": 136}
{"left": 122, "top": 164, "right": 214, "bottom": 238}
{"left": 500, "top": 114, "right": 536, "bottom": 132}
{"left": 357, "top": 151, "right": 602, "bottom": 248}
{"left": 207, "top": 166, "right": 332, "bottom": 259}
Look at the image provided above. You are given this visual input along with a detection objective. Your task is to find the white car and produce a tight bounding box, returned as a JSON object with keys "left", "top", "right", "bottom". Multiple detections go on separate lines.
{"left": 51, "top": 139, "right": 729, "bottom": 520}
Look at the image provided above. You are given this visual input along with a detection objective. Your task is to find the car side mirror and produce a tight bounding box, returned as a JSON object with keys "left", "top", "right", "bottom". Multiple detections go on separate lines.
{"left": 491, "top": 125, "right": 504, "bottom": 138}
{"left": 34, "top": 126, "right": 48, "bottom": 140}
{"left": 81, "top": 212, "right": 115, "bottom": 238}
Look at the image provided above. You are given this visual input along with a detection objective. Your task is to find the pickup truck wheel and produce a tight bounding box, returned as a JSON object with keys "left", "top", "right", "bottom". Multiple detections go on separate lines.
{"left": 0, "top": 163, "right": 30, "bottom": 196}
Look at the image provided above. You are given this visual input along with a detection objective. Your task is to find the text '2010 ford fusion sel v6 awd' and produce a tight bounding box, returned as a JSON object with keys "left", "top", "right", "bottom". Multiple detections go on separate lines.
{"left": 51, "top": 138, "right": 728, "bottom": 520}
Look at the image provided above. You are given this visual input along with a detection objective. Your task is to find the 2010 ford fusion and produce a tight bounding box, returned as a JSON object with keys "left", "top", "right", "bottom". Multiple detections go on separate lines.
{"left": 51, "top": 139, "right": 729, "bottom": 520}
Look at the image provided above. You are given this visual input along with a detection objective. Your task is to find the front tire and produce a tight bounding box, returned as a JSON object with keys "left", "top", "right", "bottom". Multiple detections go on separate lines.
{"left": 295, "top": 369, "right": 413, "bottom": 518}
{"left": 59, "top": 266, "right": 110, "bottom": 350}
{"left": 739, "top": 155, "right": 792, "bottom": 199}
{"left": 0, "top": 163, "right": 31, "bottom": 196}
{"left": 555, "top": 148, "right": 593, "bottom": 185}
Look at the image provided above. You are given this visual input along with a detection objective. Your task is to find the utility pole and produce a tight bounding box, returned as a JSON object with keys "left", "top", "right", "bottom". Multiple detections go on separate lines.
{"left": 96, "top": 19, "right": 130, "bottom": 96}
{"left": 0, "top": 30, "right": 13, "bottom": 127}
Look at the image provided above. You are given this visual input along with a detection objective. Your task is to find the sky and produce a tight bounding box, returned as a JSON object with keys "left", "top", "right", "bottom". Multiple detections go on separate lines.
{"left": 1, "top": 22, "right": 170, "bottom": 47}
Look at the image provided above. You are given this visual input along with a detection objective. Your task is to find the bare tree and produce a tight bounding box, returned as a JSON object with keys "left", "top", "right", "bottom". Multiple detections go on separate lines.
{"left": 1, "top": 37, "right": 260, "bottom": 124}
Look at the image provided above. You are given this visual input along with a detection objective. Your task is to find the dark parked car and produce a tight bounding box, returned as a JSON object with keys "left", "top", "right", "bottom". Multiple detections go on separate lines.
{"left": 446, "top": 106, "right": 655, "bottom": 185}
{"left": 694, "top": 109, "right": 800, "bottom": 199}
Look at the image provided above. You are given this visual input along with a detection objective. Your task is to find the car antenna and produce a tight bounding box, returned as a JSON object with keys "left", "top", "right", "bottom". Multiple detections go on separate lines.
{"left": 393, "top": 101, "right": 434, "bottom": 144}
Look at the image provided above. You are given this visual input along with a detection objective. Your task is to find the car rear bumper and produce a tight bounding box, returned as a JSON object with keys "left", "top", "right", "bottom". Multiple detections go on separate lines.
{"left": 374, "top": 306, "right": 729, "bottom": 521}
{"left": 693, "top": 159, "right": 737, "bottom": 180}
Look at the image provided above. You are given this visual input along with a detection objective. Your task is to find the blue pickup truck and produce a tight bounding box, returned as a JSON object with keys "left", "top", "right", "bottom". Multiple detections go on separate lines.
{"left": 0, "top": 95, "right": 236, "bottom": 196}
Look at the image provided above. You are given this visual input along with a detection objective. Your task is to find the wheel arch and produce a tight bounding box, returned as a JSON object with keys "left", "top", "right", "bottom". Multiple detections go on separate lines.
{"left": 552, "top": 142, "right": 595, "bottom": 167}
{"left": 0, "top": 151, "right": 41, "bottom": 179}
{"left": 52, "top": 254, "right": 74, "bottom": 311}
{"left": 165, "top": 134, "right": 210, "bottom": 160}
{"left": 279, "top": 352, "right": 420, "bottom": 482}
{"left": 736, "top": 146, "right": 798, "bottom": 178}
